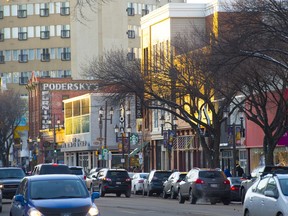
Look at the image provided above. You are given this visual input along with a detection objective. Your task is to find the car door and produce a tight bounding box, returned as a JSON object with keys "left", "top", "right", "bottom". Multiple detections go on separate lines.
{"left": 11, "top": 178, "right": 27, "bottom": 216}
{"left": 260, "top": 177, "right": 278, "bottom": 216}
{"left": 181, "top": 170, "right": 194, "bottom": 196}
{"left": 164, "top": 173, "right": 174, "bottom": 193}
{"left": 94, "top": 170, "right": 105, "bottom": 191}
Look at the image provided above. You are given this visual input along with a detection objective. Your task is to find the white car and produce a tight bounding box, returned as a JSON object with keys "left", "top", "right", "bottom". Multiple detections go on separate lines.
{"left": 68, "top": 166, "right": 86, "bottom": 181}
{"left": 243, "top": 173, "right": 288, "bottom": 216}
{"left": 131, "top": 173, "right": 148, "bottom": 194}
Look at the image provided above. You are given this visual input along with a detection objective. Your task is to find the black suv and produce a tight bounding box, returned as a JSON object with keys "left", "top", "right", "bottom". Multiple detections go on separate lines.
{"left": 91, "top": 168, "right": 131, "bottom": 197}
{"left": 178, "top": 168, "right": 231, "bottom": 205}
{"left": 31, "top": 163, "right": 71, "bottom": 175}
{"left": 143, "top": 170, "right": 173, "bottom": 196}
{"left": 0, "top": 167, "right": 26, "bottom": 199}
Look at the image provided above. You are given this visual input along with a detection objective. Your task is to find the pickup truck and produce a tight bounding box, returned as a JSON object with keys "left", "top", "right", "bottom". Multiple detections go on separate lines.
{"left": 239, "top": 165, "right": 288, "bottom": 204}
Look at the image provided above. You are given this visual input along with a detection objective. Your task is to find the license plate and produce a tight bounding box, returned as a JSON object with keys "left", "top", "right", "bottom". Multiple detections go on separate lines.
{"left": 116, "top": 182, "right": 121, "bottom": 185}
{"left": 210, "top": 184, "right": 219, "bottom": 188}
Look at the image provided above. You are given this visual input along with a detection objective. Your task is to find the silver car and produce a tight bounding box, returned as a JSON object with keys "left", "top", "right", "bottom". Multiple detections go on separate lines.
{"left": 243, "top": 173, "right": 288, "bottom": 216}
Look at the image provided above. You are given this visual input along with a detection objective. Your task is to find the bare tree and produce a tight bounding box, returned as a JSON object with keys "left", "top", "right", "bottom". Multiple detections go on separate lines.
{"left": 0, "top": 90, "right": 27, "bottom": 166}
{"left": 207, "top": 0, "right": 288, "bottom": 165}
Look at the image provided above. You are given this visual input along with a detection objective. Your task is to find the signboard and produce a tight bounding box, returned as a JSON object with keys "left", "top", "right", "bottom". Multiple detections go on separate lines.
{"left": 130, "top": 133, "right": 139, "bottom": 145}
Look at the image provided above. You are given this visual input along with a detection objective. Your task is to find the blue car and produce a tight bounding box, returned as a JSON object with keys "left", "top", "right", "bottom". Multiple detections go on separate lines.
{"left": 10, "top": 174, "right": 101, "bottom": 216}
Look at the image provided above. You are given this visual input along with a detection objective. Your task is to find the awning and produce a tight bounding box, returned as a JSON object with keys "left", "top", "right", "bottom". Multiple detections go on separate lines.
{"left": 129, "top": 141, "right": 149, "bottom": 158}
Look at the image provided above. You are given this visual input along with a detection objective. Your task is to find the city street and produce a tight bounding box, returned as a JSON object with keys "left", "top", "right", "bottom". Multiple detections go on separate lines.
{"left": 2, "top": 195, "right": 243, "bottom": 216}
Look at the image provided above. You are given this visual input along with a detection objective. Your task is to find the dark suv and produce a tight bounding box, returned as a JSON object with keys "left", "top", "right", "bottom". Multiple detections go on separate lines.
{"left": 0, "top": 167, "right": 26, "bottom": 199}
{"left": 31, "top": 163, "right": 71, "bottom": 175}
{"left": 178, "top": 168, "right": 231, "bottom": 205}
{"left": 143, "top": 170, "right": 173, "bottom": 196}
{"left": 91, "top": 168, "right": 131, "bottom": 197}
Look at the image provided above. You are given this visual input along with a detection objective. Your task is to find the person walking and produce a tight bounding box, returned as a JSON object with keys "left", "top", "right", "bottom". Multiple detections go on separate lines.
{"left": 235, "top": 163, "right": 244, "bottom": 177}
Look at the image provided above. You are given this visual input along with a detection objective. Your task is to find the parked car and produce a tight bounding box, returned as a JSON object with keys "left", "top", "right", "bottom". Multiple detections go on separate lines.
{"left": 69, "top": 166, "right": 86, "bottom": 181}
{"left": 91, "top": 168, "right": 131, "bottom": 197}
{"left": 89, "top": 167, "right": 103, "bottom": 175}
{"left": 178, "top": 168, "right": 231, "bottom": 205}
{"left": 163, "top": 171, "right": 187, "bottom": 199}
{"left": 240, "top": 165, "right": 288, "bottom": 204}
{"left": 243, "top": 173, "right": 288, "bottom": 216}
{"left": 86, "top": 171, "right": 98, "bottom": 193}
{"left": 9, "top": 174, "right": 101, "bottom": 216}
{"left": 143, "top": 170, "right": 173, "bottom": 196}
{"left": 227, "top": 177, "right": 243, "bottom": 201}
{"left": 31, "top": 163, "right": 71, "bottom": 175}
{"left": 0, "top": 167, "right": 26, "bottom": 200}
{"left": 131, "top": 172, "right": 148, "bottom": 194}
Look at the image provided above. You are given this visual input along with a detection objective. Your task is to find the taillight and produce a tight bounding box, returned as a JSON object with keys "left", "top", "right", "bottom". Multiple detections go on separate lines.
{"left": 224, "top": 180, "right": 230, "bottom": 185}
{"left": 103, "top": 177, "right": 112, "bottom": 182}
{"left": 195, "top": 179, "right": 204, "bottom": 184}
{"left": 138, "top": 180, "right": 144, "bottom": 183}
{"left": 231, "top": 186, "right": 239, "bottom": 191}
{"left": 84, "top": 175, "right": 86, "bottom": 180}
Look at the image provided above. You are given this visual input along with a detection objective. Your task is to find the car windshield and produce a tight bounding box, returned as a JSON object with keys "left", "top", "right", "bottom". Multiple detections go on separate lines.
{"left": 39, "top": 165, "right": 70, "bottom": 174}
{"left": 0, "top": 169, "right": 25, "bottom": 179}
{"left": 30, "top": 179, "right": 89, "bottom": 199}
{"left": 69, "top": 168, "right": 83, "bottom": 175}
{"left": 199, "top": 171, "right": 223, "bottom": 178}
{"left": 154, "top": 172, "right": 172, "bottom": 180}
{"left": 179, "top": 174, "right": 187, "bottom": 181}
{"left": 279, "top": 179, "right": 288, "bottom": 196}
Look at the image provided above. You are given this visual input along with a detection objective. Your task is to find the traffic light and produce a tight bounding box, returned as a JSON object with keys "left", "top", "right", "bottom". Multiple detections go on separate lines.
{"left": 54, "top": 143, "right": 57, "bottom": 153}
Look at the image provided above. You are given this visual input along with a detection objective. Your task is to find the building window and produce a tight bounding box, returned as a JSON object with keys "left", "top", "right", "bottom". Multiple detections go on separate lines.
{"left": 17, "top": 5, "right": 27, "bottom": 18}
{"left": 127, "top": 30, "right": 135, "bottom": 39}
{"left": 40, "top": 3, "right": 49, "bottom": 17}
{"left": 127, "top": 7, "right": 135, "bottom": 16}
{"left": 142, "top": 8, "right": 149, "bottom": 16}
{"left": 41, "top": 48, "right": 50, "bottom": 62}
{"left": 0, "top": 32, "right": 4, "bottom": 42}
{"left": 40, "top": 30, "right": 50, "bottom": 39}
{"left": 19, "top": 76, "right": 28, "bottom": 85}
{"left": 61, "top": 29, "right": 70, "bottom": 38}
{"left": 18, "top": 32, "right": 27, "bottom": 41}
{"left": 0, "top": 51, "right": 4, "bottom": 64}
{"left": 61, "top": 48, "right": 71, "bottom": 61}
{"left": 0, "top": 11, "right": 3, "bottom": 19}
{"left": 127, "top": 48, "right": 135, "bottom": 61}
{"left": 60, "top": 3, "right": 70, "bottom": 16}
{"left": 18, "top": 50, "right": 28, "bottom": 63}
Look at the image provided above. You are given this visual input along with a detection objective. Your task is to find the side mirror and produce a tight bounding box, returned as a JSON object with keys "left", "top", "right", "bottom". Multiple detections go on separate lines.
{"left": 14, "top": 194, "right": 25, "bottom": 205}
{"left": 91, "top": 192, "right": 100, "bottom": 201}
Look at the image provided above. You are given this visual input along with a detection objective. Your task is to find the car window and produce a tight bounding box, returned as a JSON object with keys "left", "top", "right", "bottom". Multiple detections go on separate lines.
{"left": 39, "top": 165, "right": 70, "bottom": 174}
{"left": 265, "top": 177, "right": 278, "bottom": 196}
{"left": 107, "top": 171, "right": 129, "bottom": 179}
{"left": 255, "top": 177, "right": 269, "bottom": 194}
{"left": 179, "top": 174, "right": 187, "bottom": 181}
{"left": 199, "top": 171, "right": 223, "bottom": 178}
{"left": 279, "top": 178, "right": 288, "bottom": 196}
{"left": 153, "top": 172, "right": 172, "bottom": 180}
{"left": 69, "top": 168, "right": 83, "bottom": 175}
{"left": 0, "top": 168, "right": 25, "bottom": 179}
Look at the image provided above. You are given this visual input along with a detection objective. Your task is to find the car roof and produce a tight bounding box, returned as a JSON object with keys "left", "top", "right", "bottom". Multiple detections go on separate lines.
{"left": 0, "top": 167, "right": 23, "bottom": 170}
{"left": 69, "top": 166, "right": 84, "bottom": 169}
{"left": 26, "top": 174, "right": 81, "bottom": 181}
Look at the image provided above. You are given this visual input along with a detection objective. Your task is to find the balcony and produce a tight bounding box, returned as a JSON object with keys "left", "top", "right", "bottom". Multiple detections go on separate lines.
{"left": 60, "top": 7, "right": 70, "bottom": 16}
{"left": 19, "top": 77, "right": 28, "bottom": 85}
{"left": 18, "top": 32, "right": 27, "bottom": 41}
{"left": 127, "top": 30, "right": 135, "bottom": 39}
{"left": 40, "top": 8, "right": 49, "bottom": 17}
{"left": 126, "top": 7, "right": 135, "bottom": 16}
{"left": 61, "top": 52, "right": 71, "bottom": 61}
{"left": 127, "top": 52, "right": 135, "bottom": 61}
{"left": 61, "top": 30, "right": 70, "bottom": 38}
{"left": 18, "top": 54, "right": 28, "bottom": 63}
{"left": 41, "top": 53, "right": 50, "bottom": 62}
{"left": 0, "top": 55, "right": 4, "bottom": 64}
{"left": 0, "top": 11, "right": 3, "bottom": 19}
{"left": 0, "top": 33, "right": 4, "bottom": 42}
{"left": 40, "top": 31, "right": 50, "bottom": 39}
{"left": 17, "top": 10, "right": 27, "bottom": 18}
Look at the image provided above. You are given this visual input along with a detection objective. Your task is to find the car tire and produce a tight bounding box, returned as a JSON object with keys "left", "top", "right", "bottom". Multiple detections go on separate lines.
{"left": 147, "top": 186, "right": 152, "bottom": 197}
{"left": 99, "top": 185, "right": 105, "bottom": 197}
{"left": 241, "top": 188, "right": 246, "bottom": 204}
{"left": 222, "top": 197, "right": 230, "bottom": 205}
{"left": 162, "top": 189, "right": 168, "bottom": 199}
{"left": 171, "top": 187, "right": 176, "bottom": 199}
{"left": 178, "top": 191, "right": 185, "bottom": 204}
{"left": 244, "top": 209, "right": 250, "bottom": 216}
{"left": 210, "top": 199, "right": 217, "bottom": 205}
{"left": 189, "top": 190, "right": 197, "bottom": 204}
{"left": 125, "top": 190, "right": 131, "bottom": 198}
{"left": 116, "top": 192, "right": 121, "bottom": 197}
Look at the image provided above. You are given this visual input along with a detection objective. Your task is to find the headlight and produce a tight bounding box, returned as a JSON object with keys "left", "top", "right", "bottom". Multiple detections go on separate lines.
{"left": 0, "top": 184, "right": 3, "bottom": 189}
{"left": 86, "top": 206, "right": 100, "bottom": 216}
{"left": 28, "top": 208, "right": 44, "bottom": 216}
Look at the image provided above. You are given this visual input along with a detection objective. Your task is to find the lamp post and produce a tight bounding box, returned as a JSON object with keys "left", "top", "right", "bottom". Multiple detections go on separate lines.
{"left": 114, "top": 101, "right": 131, "bottom": 170}
{"left": 48, "top": 114, "right": 60, "bottom": 163}
{"left": 160, "top": 114, "right": 177, "bottom": 170}
{"left": 223, "top": 109, "right": 245, "bottom": 176}
{"left": 98, "top": 101, "right": 114, "bottom": 168}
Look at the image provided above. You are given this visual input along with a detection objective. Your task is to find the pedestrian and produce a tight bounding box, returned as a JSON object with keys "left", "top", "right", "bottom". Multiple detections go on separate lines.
{"left": 224, "top": 168, "right": 232, "bottom": 177}
{"left": 235, "top": 163, "right": 244, "bottom": 177}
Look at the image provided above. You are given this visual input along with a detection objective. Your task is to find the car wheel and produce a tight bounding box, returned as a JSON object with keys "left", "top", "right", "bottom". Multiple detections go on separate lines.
{"left": 178, "top": 190, "right": 185, "bottom": 204}
{"left": 125, "top": 190, "right": 131, "bottom": 198}
{"left": 241, "top": 188, "right": 246, "bottom": 204}
{"left": 244, "top": 209, "right": 250, "bottom": 216}
{"left": 99, "top": 185, "right": 105, "bottom": 197}
{"left": 222, "top": 197, "right": 230, "bottom": 205}
{"left": 116, "top": 192, "right": 121, "bottom": 197}
{"left": 210, "top": 199, "right": 217, "bottom": 205}
{"left": 171, "top": 187, "right": 176, "bottom": 199}
{"left": 162, "top": 189, "right": 168, "bottom": 199}
{"left": 189, "top": 190, "right": 197, "bottom": 204}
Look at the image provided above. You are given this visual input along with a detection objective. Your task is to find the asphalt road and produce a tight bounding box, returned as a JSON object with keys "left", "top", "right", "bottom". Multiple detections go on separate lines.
{"left": 2, "top": 195, "right": 243, "bottom": 216}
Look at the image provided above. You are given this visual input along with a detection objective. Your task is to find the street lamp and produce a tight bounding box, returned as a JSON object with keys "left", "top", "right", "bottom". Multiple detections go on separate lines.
{"left": 223, "top": 109, "right": 245, "bottom": 176}
{"left": 98, "top": 101, "right": 114, "bottom": 168}
{"left": 48, "top": 115, "right": 60, "bottom": 163}
{"left": 160, "top": 114, "right": 177, "bottom": 170}
{"left": 114, "top": 101, "right": 131, "bottom": 170}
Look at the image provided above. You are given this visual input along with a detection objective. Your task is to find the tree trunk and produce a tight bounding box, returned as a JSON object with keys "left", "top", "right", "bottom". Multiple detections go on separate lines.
{"left": 263, "top": 136, "right": 275, "bottom": 165}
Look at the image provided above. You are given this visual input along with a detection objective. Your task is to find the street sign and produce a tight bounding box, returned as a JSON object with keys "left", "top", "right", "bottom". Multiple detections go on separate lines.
{"left": 102, "top": 148, "right": 108, "bottom": 160}
{"left": 130, "top": 133, "right": 139, "bottom": 145}
{"left": 139, "top": 157, "right": 143, "bottom": 165}
{"left": 121, "top": 158, "right": 125, "bottom": 163}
